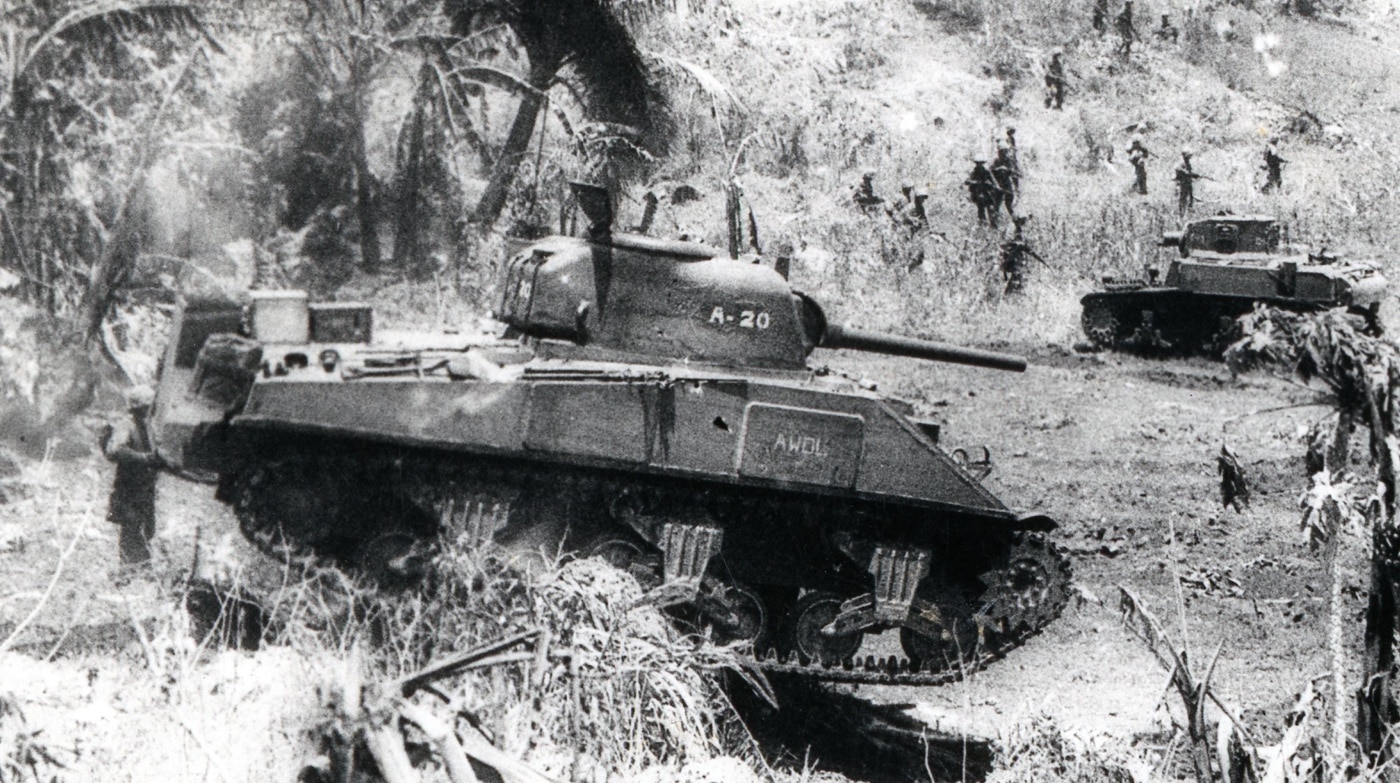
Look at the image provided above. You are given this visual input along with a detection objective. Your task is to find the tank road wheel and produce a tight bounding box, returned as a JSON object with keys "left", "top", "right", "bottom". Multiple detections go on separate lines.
{"left": 710, "top": 584, "right": 768, "bottom": 647}
{"left": 1081, "top": 298, "right": 1127, "bottom": 350}
{"left": 897, "top": 583, "right": 985, "bottom": 672}
{"left": 977, "top": 534, "right": 1072, "bottom": 636}
{"left": 781, "top": 591, "right": 862, "bottom": 666}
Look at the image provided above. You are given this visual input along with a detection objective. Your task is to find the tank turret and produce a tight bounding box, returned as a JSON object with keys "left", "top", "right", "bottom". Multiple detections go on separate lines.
{"left": 1159, "top": 214, "right": 1281, "bottom": 257}
{"left": 499, "top": 183, "right": 1026, "bottom": 372}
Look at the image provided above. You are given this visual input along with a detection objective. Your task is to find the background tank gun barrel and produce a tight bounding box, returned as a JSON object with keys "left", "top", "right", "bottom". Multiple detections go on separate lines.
{"left": 819, "top": 324, "right": 1027, "bottom": 372}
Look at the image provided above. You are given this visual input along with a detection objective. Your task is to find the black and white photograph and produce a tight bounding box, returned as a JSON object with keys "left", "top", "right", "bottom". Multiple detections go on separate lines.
{"left": 1, "top": 0, "right": 1399, "bottom": 780}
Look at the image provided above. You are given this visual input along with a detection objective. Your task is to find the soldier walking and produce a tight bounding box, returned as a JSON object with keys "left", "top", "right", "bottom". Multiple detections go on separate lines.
{"left": 1000, "top": 215, "right": 1047, "bottom": 294}
{"left": 965, "top": 158, "right": 1002, "bottom": 228}
{"left": 1116, "top": 1, "right": 1140, "bottom": 56}
{"left": 1174, "top": 148, "right": 1203, "bottom": 214}
{"left": 1127, "top": 136, "right": 1151, "bottom": 195}
{"left": 1044, "top": 50, "right": 1066, "bottom": 110}
{"left": 1092, "top": 0, "right": 1110, "bottom": 34}
{"left": 992, "top": 144, "right": 1020, "bottom": 218}
{"left": 1262, "top": 141, "right": 1285, "bottom": 193}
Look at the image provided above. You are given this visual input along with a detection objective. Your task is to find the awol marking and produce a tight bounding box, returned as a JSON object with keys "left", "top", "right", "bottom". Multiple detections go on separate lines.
{"left": 738, "top": 403, "right": 864, "bottom": 488}
{"left": 772, "top": 433, "right": 830, "bottom": 457}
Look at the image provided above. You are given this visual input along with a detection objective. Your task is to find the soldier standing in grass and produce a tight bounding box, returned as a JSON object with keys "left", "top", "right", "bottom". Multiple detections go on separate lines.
{"left": 1092, "top": 0, "right": 1110, "bottom": 34}
{"left": 1000, "top": 215, "right": 1047, "bottom": 294}
{"left": 992, "top": 143, "right": 1020, "bottom": 218}
{"left": 1262, "top": 141, "right": 1285, "bottom": 193}
{"left": 965, "top": 158, "right": 1002, "bottom": 228}
{"left": 102, "top": 389, "right": 159, "bottom": 566}
{"left": 1116, "top": 2, "right": 1140, "bottom": 57}
{"left": 1127, "top": 136, "right": 1151, "bottom": 195}
{"left": 1174, "top": 148, "right": 1202, "bottom": 214}
{"left": 1044, "top": 50, "right": 1066, "bottom": 110}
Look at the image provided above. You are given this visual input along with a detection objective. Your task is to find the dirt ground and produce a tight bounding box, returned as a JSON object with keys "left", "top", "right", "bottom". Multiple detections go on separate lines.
{"left": 849, "top": 345, "right": 1363, "bottom": 747}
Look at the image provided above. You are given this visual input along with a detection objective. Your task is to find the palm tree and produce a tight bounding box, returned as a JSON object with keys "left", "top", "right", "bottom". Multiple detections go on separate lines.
{"left": 444, "top": 0, "right": 664, "bottom": 228}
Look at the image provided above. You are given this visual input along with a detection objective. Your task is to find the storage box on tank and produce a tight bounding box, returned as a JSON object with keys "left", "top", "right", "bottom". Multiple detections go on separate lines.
{"left": 310, "top": 303, "right": 373, "bottom": 343}
{"left": 249, "top": 290, "right": 309, "bottom": 343}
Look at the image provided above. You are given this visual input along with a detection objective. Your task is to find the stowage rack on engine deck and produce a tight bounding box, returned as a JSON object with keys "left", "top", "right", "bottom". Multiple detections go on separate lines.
{"left": 115, "top": 182, "right": 1072, "bottom": 685}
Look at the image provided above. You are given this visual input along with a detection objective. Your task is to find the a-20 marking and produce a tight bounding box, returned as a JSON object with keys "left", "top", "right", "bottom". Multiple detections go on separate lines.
{"left": 707, "top": 306, "right": 771, "bottom": 329}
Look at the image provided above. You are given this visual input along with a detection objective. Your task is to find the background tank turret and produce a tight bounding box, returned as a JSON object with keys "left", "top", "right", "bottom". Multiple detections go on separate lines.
{"left": 1081, "top": 213, "right": 1388, "bottom": 353}
{"left": 118, "top": 183, "right": 1070, "bottom": 685}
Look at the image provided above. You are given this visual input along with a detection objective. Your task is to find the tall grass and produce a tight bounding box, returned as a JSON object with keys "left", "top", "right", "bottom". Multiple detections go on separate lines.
{"left": 242, "top": 538, "right": 771, "bottom": 782}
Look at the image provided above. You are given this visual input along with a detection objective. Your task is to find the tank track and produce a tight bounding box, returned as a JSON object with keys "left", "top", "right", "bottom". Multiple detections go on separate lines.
{"left": 752, "top": 533, "right": 1071, "bottom": 686}
{"left": 224, "top": 442, "right": 1072, "bottom": 687}
{"left": 1082, "top": 293, "right": 1383, "bottom": 356}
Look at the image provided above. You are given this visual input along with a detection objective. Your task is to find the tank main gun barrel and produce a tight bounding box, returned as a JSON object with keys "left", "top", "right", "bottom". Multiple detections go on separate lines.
{"left": 819, "top": 324, "right": 1027, "bottom": 372}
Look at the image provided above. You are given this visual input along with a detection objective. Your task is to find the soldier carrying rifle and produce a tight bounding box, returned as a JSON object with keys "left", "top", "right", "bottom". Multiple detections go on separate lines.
{"left": 1000, "top": 215, "right": 1048, "bottom": 294}
{"left": 1174, "top": 148, "right": 1207, "bottom": 214}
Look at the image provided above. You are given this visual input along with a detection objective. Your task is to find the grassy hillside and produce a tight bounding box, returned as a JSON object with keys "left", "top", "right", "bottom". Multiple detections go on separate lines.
{"left": 605, "top": 0, "right": 1400, "bottom": 345}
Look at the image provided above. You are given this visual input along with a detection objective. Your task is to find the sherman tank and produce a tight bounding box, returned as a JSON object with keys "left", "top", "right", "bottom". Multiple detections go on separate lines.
{"left": 118, "top": 183, "right": 1070, "bottom": 685}
{"left": 1081, "top": 214, "right": 1387, "bottom": 353}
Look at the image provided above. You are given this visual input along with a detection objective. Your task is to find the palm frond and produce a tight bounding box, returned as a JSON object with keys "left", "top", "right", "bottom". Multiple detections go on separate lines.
{"left": 647, "top": 50, "right": 747, "bottom": 114}
{"left": 25, "top": 2, "right": 222, "bottom": 77}
{"left": 447, "top": 64, "right": 541, "bottom": 96}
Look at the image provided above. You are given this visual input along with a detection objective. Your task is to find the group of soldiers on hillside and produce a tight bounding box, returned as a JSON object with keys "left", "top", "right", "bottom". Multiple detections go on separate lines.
{"left": 961, "top": 129, "right": 1046, "bottom": 294}
{"left": 1047, "top": 2, "right": 1182, "bottom": 112}
{"left": 854, "top": 122, "right": 1289, "bottom": 294}
{"left": 852, "top": 126, "right": 1046, "bottom": 294}
{"left": 1089, "top": 0, "right": 1180, "bottom": 59}
{"left": 1124, "top": 136, "right": 1285, "bottom": 209}
{"left": 852, "top": 0, "right": 1295, "bottom": 296}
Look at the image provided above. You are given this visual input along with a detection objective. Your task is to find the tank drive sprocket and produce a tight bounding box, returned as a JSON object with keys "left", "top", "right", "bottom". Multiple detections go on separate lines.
{"left": 1081, "top": 297, "right": 1129, "bottom": 350}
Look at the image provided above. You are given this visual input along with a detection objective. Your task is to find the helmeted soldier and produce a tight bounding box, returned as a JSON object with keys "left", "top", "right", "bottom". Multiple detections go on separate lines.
{"left": 102, "top": 387, "right": 161, "bottom": 566}
{"left": 1127, "top": 136, "right": 1151, "bottom": 195}
{"left": 1262, "top": 141, "right": 1286, "bottom": 193}
{"left": 1116, "top": 1, "right": 1140, "bottom": 56}
{"left": 965, "top": 158, "right": 1002, "bottom": 228}
{"left": 1092, "top": 0, "right": 1110, "bottom": 34}
{"left": 1174, "top": 148, "right": 1203, "bottom": 214}
{"left": 1000, "top": 215, "right": 1048, "bottom": 294}
{"left": 991, "top": 144, "right": 1020, "bottom": 218}
{"left": 1044, "top": 50, "right": 1066, "bottom": 110}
